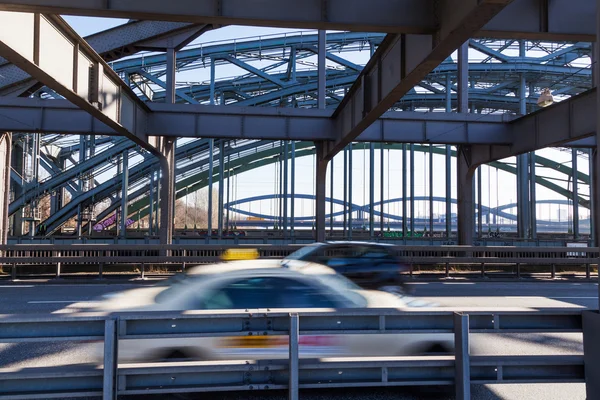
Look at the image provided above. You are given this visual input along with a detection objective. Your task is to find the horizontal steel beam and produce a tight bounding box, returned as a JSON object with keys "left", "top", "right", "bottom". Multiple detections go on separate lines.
{"left": 0, "top": 98, "right": 512, "bottom": 144}
{"left": 470, "top": 88, "right": 596, "bottom": 166}
{"left": 0, "top": 1, "right": 594, "bottom": 40}
{"left": 0, "top": 12, "right": 158, "bottom": 154}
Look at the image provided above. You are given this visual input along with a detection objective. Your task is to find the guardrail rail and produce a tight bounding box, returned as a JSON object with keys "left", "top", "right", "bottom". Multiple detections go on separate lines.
{"left": 0, "top": 308, "right": 597, "bottom": 400}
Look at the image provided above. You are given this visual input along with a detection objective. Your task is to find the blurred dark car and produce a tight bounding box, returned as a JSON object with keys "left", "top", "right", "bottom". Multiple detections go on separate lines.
{"left": 283, "top": 242, "right": 410, "bottom": 285}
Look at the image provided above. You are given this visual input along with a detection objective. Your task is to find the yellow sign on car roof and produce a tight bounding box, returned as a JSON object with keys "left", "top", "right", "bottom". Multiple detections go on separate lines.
{"left": 221, "top": 248, "right": 259, "bottom": 261}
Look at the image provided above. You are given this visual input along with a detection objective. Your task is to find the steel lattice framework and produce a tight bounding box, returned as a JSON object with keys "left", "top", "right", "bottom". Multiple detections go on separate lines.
{"left": 4, "top": 27, "right": 593, "bottom": 240}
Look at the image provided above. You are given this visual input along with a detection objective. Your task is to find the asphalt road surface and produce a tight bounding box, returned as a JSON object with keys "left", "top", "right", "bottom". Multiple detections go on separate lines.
{"left": 0, "top": 280, "right": 595, "bottom": 399}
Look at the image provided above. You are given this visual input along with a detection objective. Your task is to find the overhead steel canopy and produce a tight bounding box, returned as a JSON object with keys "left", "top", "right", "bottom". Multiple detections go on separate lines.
{"left": 0, "top": 19, "right": 212, "bottom": 96}
{"left": 0, "top": 0, "right": 594, "bottom": 40}
{"left": 0, "top": 12, "right": 158, "bottom": 153}
{"left": 327, "top": 0, "right": 514, "bottom": 159}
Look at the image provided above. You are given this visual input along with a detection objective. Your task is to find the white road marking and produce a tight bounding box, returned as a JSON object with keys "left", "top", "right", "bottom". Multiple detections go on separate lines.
{"left": 442, "top": 282, "right": 475, "bottom": 285}
{"left": 0, "top": 285, "right": 34, "bottom": 288}
{"left": 551, "top": 297, "right": 598, "bottom": 299}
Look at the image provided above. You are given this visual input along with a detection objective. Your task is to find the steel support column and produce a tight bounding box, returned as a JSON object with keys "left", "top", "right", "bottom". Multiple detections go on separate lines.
{"left": 517, "top": 41, "right": 531, "bottom": 240}
{"left": 158, "top": 139, "right": 175, "bottom": 245}
{"left": 120, "top": 150, "right": 129, "bottom": 238}
{"left": 381, "top": 146, "right": 385, "bottom": 234}
{"left": 148, "top": 168, "right": 154, "bottom": 235}
{"left": 330, "top": 157, "right": 334, "bottom": 235}
{"left": 477, "top": 167, "right": 482, "bottom": 236}
{"left": 318, "top": 30, "right": 326, "bottom": 110}
{"left": 369, "top": 143, "right": 375, "bottom": 239}
{"left": 530, "top": 152, "right": 537, "bottom": 239}
{"left": 343, "top": 146, "right": 348, "bottom": 236}
{"left": 207, "top": 139, "right": 214, "bottom": 237}
{"left": 315, "top": 142, "right": 329, "bottom": 243}
{"left": 457, "top": 147, "right": 475, "bottom": 246}
{"left": 410, "top": 144, "right": 415, "bottom": 235}
{"left": 456, "top": 41, "right": 472, "bottom": 245}
{"left": 429, "top": 145, "right": 434, "bottom": 234}
{"left": 348, "top": 143, "right": 353, "bottom": 239}
{"left": 291, "top": 141, "right": 296, "bottom": 238}
{"left": 0, "top": 132, "right": 10, "bottom": 246}
{"left": 283, "top": 141, "right": 289, "bottom": 237}
{"left": 402, "top": 144, "right": 408, "bottom": 238}
{"left": 446, "top": 145, "right": 452, "bottom": 238}
{"left": 572, "top": 149, "right": 580, "bottom": 239}
{"left": 218, "top": 141, "right": 225, "bottom": 238}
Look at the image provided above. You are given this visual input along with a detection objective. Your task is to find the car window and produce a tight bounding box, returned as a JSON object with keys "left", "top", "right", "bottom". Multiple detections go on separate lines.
{"left": 200, "top": 277, "right": 339, "bottom": 309}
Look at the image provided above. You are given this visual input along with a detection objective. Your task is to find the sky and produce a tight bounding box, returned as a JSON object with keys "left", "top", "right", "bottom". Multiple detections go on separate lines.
{"left": 56, "top": 16, "right": 592, "bottom": 226}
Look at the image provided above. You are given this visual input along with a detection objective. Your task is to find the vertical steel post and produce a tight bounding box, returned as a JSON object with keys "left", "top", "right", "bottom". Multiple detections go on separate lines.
{"left": 410, "top": 144, "right": 415, "bottom": 235}
{"left": 381, "top": 145, "right": 385, "bottom": 234}
{"left": 348, "top": 143, "right": 353, "bottom": 239}
{"left": 446, "top": 146, "right": 452, "bottom": 238}
{"left": 291, "top": 142, "right": 296, "bottom": 238}
{"left": 454, "top": 313, "right": 470, "bottom": 400}
{"left": 330, "top": 157, "right": 334, "bottom": 235}
{"left": 530, "top": 152, "right": 537, "bottom": 239}
{"left": 166, "top": 48, "right": 176, "bottom": 104}
{"left": 288, "top": 313, "right": 299, "bottom": 400}
{"left": 283, "top": 141, "right": 289, "bottom": 237}
{"left": 0, "top": 133, "right": 11, "bottom": 247}
{"left": 158, "top": 139, "right": 175, "bottom": 245}
{"left": 208, "top": 140, "right": 214, "bottom": 238}
{"left": 429, "top": 145, "right": 434, "bottom": 235}
{"left": 318, "top": 31, "right": 326, "bottom": 110}
{"left": 402, "top": 144, "right": 408, "bottom": 238}
{"left": 210, "top": 57, "right": 216, "bottom": 105}
{"left": 120, "top": 149, "right": 129, "bottom": 238}
{"left": 573, "top": 149, "right": 580, "bottom": 239}
{"left": 103, "top": 318, "right": 118, "bottom": 400}
{"left": 315, "top": 143, "right": 329, "bottom": 243}
{"left": 589, "top": 148, "right": 594, "bottom": 243}
{"left": 218, "top": 141, "right": 225, "bottom": 239}
{"left": 477, "top": 167, "right": 482, "bottom": 237}
{"left": 445, "top": 73, "right": 452, "bottom": 112}
{"left": 457, "top": 42, "right": 469, "bottom": 113}
{"left": 343, "top": 147, "right": 348, "bottom": 237}
{"left": 278, "top": 148, "right": 283, "bottom": 230}
{"left": 369, "top": 143, "right": 375, "bottom": 239}
{"left": 148, "top": 169, "right": 154, "bottom": 235}
{"left": 595, "top": 0, "right": 600, "bottom": 308}
{"left": 227, "top": 153, "right": 232, "bottom": 232}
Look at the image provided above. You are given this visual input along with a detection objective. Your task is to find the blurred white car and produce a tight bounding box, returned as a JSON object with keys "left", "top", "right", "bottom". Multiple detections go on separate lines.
{"left": 60, "top": 260, "right": 453, "bottom": 361}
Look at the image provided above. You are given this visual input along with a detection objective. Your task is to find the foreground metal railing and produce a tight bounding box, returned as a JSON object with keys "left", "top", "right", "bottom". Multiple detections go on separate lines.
{"left": 1, "top": 244, "right": 598, "bottom": 280}
{"left": 0, "top": 308, "right": 597, "bottom": 400}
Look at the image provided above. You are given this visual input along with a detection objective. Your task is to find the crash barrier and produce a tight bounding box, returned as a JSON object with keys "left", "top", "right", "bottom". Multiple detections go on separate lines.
{"left": 0, "top": 244, "right": 598, "bottom": 280}
{"left": 0, "top": 308, "right": 596, "bottom": 400}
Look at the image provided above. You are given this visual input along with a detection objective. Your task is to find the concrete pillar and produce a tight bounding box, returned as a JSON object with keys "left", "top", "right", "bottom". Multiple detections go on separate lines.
{"left": 314, "top": 142, "right": 329, "bottom": 242}
{"left": 158, "top": 138, "right": 175, "bottom": 245}
{"left": 457, "top": 147, "right": 475, "bottom": 245}
{"left": 0, "top": 133, "right": 11, "bottom": 245}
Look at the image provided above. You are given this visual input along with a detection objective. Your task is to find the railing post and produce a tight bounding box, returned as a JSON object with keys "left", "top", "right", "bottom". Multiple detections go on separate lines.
{"left": 103, "top": 318, "right": 118, "bottom": 400}
{"left": 586, "top": 264, "right": 591, "bottom": 280}
{"left": 182, "top": 249, "right": 187, "bottom": 272}
{"left": 445, "top": 262, "right": 449, "bottom": 278}
{"left": 288, "top": 313, "right": 299, "bottom": 400}
{"left": 140, "top": 263, "right": 145, "bottom": 280}
{"left": 99, "top": 261, "right": 104, "bottom": 280}
{"left": 56, "top": 250, "right": 62, "bottom": 279}
{"left": 11, "top": 262, "right": 16, "bottom": 281}
{"left": 454, "top": 312, "right": 470, "bottom": 400}
{"left": 516, "top": 263, "right": 521, "bottom": 280}
{"left": 551, "top": 263, "right": 556, "bottom": 279}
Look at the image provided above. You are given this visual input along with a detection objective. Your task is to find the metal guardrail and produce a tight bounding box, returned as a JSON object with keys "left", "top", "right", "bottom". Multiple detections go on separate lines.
{"left": 1, "top": 244, "right": 598, "bottom": 280}
{"left": 0, "top": 308, "right": 590, "bottom": 399}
